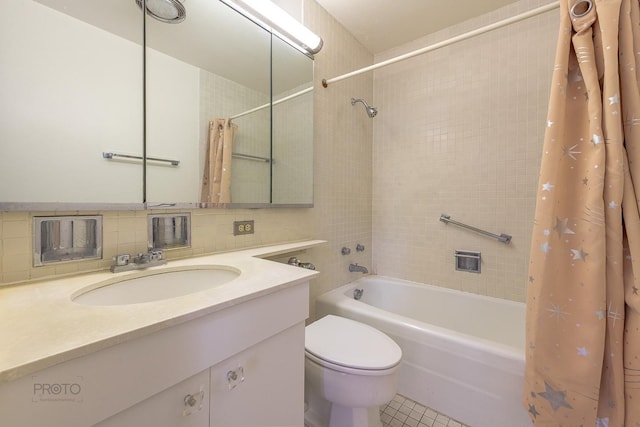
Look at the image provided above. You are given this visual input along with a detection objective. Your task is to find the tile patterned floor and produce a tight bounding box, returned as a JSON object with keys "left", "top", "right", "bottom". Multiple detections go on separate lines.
{"left": 380, "top": 394, "right": 471, "bottom": 427}
{"left": 304, "top": 393, "right": 469, "bottom": 427}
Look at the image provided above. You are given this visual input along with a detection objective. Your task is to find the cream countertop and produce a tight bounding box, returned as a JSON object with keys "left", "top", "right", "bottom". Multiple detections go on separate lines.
{"left": 0, "top": 240, "right": 324, "bottom": 384}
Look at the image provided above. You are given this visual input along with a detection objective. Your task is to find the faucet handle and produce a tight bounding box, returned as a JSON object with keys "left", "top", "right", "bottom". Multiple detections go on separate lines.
{"left": 113, "top": 254, "right": 130, "bottom": 266}
{"left": 149, "top": 248, "right": 164, "bottom": 261}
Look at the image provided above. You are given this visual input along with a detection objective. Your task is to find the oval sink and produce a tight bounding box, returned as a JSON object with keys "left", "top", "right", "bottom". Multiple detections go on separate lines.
{"left": 72, "top": 266, "right": 240, "bottom": 306}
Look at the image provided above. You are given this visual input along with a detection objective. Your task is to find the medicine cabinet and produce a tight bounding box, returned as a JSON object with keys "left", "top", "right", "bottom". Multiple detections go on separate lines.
{"left": 0, "top": 0, "right": 314, "bottom": 210}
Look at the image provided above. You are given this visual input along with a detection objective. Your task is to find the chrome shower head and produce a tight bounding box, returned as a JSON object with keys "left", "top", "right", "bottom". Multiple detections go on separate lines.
{"left": 351, "top": 98, "right": 377, "bottom": 118}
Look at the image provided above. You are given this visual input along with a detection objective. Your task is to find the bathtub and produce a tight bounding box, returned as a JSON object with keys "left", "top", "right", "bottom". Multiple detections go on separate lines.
{"left": 315, "top": 276, "right": 529, "bottom": 427}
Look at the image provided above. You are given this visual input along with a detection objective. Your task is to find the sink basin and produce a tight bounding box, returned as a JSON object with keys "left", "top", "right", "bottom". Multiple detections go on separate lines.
{"left": 72, "top": 266, "right": 240, "bottom": 306}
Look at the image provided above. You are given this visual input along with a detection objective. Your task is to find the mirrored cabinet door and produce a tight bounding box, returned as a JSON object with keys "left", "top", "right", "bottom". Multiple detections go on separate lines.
{"left": 145, "top": 0, "right": 272, "bottom": 206}
{"left": 0, "top": 0, "right": 144, "bottom": 205}
{"left": 271, "top": 35, "right": 314, "bottom": 206}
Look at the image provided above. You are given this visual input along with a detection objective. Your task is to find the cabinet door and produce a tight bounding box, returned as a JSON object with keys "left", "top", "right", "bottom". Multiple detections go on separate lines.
{"left": 96, "top": 369, "right": 209, "bottom": 427}
{"left": 210, "top": 323, "right": 305, "bottom": 427}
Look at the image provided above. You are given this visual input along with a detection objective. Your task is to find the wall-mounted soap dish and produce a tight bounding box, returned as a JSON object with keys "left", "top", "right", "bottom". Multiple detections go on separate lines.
{"left": 33, "top": 216, "right": 103, "bottom": 266}
{"left": 148, "top": 213, "right": 191, "bottom": 250}
{"left": 455, "top": 250, "right": 481, "bottom": 273}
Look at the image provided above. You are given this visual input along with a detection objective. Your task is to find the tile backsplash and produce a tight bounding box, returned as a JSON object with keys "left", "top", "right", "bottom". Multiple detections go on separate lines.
{"left": 0, "top": 209, "right": 314, "bottom": 285}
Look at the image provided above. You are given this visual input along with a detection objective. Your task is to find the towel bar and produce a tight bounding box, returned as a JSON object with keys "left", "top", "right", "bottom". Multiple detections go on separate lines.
{"left": 103, "top": 152, "right": 179, "bottom": 166}
{"left": 232, "top": 152, "right": 273, "bottom": 163}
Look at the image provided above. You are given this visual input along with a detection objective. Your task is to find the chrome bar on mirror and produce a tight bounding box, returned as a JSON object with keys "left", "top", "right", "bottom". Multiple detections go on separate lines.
{"left": 439, "top": 214, "right": 512, "bottom": 244}
{"left": 232, "top": 152, "right": 272, "bottom": 163}
{"left": 103, "top": 152, "right": 180, "bottom": 166}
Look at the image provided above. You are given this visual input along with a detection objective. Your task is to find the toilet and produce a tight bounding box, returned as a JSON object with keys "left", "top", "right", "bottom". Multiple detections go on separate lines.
{"left": 304, "top": 315, "right": 402, "bottom": 427}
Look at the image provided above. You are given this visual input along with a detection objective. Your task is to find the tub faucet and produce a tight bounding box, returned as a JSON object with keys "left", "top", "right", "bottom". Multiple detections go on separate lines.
{"left": 349, "top": 263, "right": 368, "bottom": 274}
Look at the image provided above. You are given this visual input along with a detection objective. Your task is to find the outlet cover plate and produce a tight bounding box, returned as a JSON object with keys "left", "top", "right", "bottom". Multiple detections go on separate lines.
{"left": 233, "top": 220, "right": 254, "bottom": 236}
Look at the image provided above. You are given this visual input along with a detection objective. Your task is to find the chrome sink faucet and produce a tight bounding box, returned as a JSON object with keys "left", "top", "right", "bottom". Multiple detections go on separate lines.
{"left": 110, "top": 248, "right": 167, "bottom": 273}
{"left": 349, "top": 263, "right": 368, "bottom": 274}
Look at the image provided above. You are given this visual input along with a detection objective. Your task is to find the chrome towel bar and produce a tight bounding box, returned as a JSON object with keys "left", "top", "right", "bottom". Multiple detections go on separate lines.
{"left": 232, "top": 152, "right": 272, "bottom": 163}
{"left": 103, "top": 152, "right": 179, "bottom": 166}
{"left": 439, "top": 214, "right": 512, "bottom": 244}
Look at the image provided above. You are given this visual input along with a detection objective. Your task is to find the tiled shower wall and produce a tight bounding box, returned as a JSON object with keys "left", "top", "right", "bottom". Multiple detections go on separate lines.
{"left": 372, "top": 0, "right": 559, "bottom": 302}
{"left": 0, "top": 0, "right": 375, "bottom": 322}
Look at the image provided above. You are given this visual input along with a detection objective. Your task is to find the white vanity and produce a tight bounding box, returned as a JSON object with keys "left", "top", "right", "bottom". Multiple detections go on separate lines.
{"left": 0, "top": 241, "right": 323, "bottom": 427}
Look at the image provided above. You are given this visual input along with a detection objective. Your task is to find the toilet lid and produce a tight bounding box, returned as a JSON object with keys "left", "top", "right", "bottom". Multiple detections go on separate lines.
{"left": 305, "top": 315, "right": 402, "bottom": 370}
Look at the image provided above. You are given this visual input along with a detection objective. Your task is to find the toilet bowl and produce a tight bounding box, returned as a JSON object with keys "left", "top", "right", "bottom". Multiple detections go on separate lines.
{"left": 304, "top": 315, "right": 402, "bottom": 427}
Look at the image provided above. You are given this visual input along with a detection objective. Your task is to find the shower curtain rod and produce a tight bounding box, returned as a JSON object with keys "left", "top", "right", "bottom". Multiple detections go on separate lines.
{"left": 321, "top": 1, "right": 560, "bottom": 88}
{"left": 230, "top": 86, "right": 314, "bottom": 120}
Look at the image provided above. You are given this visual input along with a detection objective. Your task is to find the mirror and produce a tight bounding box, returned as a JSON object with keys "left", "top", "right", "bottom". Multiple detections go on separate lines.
{"left": 145, "top": 0, "right": 272, "bottom": 206}
{"left": 271, "top": 35, "right": 314, "bottom": 206}
{"left": 0, "top": 0, "right": 144, "bottom": 205}
{"left": 145, "top": 1, "right": 314, "bottom": 207}
{"left": 0, "top": 0, "right": 314, "bottom": 209}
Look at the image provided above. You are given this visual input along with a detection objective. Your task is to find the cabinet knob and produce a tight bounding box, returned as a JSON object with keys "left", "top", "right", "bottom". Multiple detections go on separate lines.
{"left": 227, "top": 367, "right": 244, "bottom": 390}
{"left": 184, "top": 394, "right": 198, "bottom": 407}
{"left": 182, "top": 389, "right": 204, "bottom": 416}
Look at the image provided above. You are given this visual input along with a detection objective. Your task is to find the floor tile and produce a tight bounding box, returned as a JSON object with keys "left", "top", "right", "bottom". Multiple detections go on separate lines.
{"left": 380, "top": 394, "right": 470, "bottom": 427}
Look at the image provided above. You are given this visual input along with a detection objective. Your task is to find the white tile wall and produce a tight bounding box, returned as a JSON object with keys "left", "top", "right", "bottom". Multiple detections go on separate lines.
{"left": 372, "top": 0, "right": 559, "bottom": 302}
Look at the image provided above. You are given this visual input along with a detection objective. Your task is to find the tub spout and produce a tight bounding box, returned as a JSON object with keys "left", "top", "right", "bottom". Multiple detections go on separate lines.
{"left": 349, "top": 263, "right": 368, "bottom": 274}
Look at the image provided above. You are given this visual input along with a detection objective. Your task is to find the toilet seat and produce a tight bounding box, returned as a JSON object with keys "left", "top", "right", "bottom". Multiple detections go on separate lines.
{"left": 305, "top": 315, "right": 402, "bottom": 375}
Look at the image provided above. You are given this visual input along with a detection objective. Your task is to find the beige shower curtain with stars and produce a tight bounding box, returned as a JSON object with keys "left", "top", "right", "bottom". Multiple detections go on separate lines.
{"left": 523, "top": 0, "right": 640, "bottom": 425}
{"left": 201, "top": 118, "right": 236, "bottom": 204}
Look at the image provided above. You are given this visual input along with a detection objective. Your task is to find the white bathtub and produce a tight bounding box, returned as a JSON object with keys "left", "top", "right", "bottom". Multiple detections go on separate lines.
{"left": 315, "top": 276, "right": 530, "bottom": 427}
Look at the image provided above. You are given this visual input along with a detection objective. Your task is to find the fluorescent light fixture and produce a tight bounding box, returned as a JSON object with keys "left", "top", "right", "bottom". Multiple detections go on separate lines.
{"left": 220, "top": 0, "right": 323, "bottom": 55}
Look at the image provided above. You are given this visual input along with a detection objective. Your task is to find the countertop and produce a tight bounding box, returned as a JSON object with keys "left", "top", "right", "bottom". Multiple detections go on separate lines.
{"left": 0, "top": 240, "right": 324, "bottom": 384}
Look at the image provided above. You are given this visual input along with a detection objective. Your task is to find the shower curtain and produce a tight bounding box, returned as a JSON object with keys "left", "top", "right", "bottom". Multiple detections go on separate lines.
{"left": 523, "top": 0, "right": 640, "bottom": 425}
{"left": 201, "top": 118, "right": 236, "bottom": 204}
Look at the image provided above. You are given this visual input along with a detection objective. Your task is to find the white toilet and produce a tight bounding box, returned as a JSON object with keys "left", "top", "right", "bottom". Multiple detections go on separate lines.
{"left": 304, "top": 315, "right": 402, "bottom": 427}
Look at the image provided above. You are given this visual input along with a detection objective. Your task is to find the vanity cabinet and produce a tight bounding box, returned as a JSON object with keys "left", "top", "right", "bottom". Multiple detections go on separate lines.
{"left": 96, "top": 369, "right": 210, "bottom": 427}
{"left": 0, "top": 282, "right": 309, "bottom": 427}
{"left": 209, "top": 323, "right": 304, "bottom": 426}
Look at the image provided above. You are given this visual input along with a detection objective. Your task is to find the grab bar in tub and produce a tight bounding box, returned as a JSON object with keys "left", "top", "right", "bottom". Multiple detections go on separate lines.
{"left": 439, "top": 214, "right": 512, "bottom": 244}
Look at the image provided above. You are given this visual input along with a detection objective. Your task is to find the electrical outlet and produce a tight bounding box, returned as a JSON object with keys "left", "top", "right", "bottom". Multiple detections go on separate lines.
{"left": 233, "top": 220, "right": 254, "bottom": 236}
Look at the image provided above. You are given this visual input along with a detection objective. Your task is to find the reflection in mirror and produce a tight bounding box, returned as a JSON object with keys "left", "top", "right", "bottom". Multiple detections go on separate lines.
{"left": 145, "top": 0, "right": 272, "bottom": 206}
{"left": 0, "top": 0, "right": 144, "bottom": 204}
{"left": 271, "top": 35, "right": 314, "bottom": 206}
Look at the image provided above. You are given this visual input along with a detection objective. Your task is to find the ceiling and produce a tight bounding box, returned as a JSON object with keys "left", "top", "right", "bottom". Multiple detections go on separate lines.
{"left": 314, "top": 0, "right": 522, "bottom": 54}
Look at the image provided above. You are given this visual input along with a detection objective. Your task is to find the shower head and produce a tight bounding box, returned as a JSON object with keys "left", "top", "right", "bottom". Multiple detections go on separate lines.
{"left": 351, "top": 98, "right": 378, "bottom": 118}
{"left": 136, "top": 0, "right": 186, "bottom": 24}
